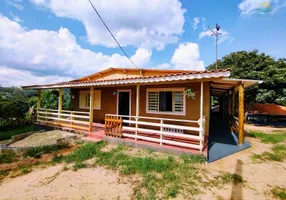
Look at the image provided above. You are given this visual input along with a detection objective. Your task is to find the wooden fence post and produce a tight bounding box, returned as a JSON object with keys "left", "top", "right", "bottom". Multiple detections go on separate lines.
{"left": 58, "top": 88, "right": 62, "bottom": 124}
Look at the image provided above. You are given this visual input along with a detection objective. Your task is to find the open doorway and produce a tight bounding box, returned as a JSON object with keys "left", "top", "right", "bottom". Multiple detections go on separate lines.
{"left": 117, "top": 90, "right": 131, "bottom": 117}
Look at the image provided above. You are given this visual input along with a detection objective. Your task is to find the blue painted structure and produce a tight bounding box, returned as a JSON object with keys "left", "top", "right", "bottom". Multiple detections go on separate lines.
{"left": 208, "top": 117, "right": 251, "bottom": 162}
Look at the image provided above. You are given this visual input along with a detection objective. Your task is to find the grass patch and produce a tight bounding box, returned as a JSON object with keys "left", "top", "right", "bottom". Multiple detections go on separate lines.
{"left": 216, "top": 172, "right": 244, "bottom": 185}
{"left": 62, "top": 142, "right": 234, "bottom": 199}
{"left": 271, "top": 186, "right": 286, "bottom": 200}
{"left": 252, "top": 144, "right": 286, "bottom": 162}
{"left": 19, "top": 166, "right": 32, "bottom": 174}
{"left": 0, "top": 170, "right": 9, "bottom": 181}
{"left": 180, "top": 154, "right": 206, "bottom": 164}
{"left": 73, "top": 162, "right": 88, "bottom": 171}
{"left": 52, "top": 152, "right": 64, "bottom": 163}
{"left": 25, "top": 143, "right": 69, "bottom": 158}
{"left": 0, "top": 151, "right": 17, "bottom": 164}
{"left": 0, "top": 125, "right": 34, "bottom": 141}
{"left": 65, "top": 141, "right": 106, "bottom": 163}
{"left": 145, "top": 148, "right": 154, "bottom": 154}
{"left": 248, "top": 131, "right": 286, "bottom": 144}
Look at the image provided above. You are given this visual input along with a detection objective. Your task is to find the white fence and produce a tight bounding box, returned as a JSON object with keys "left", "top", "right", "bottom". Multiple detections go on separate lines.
{"left": 37, "top": 108, "right": 90, "bottom": 131}
{"left": 105, "top": 114, "right": 206, "bottom": 152}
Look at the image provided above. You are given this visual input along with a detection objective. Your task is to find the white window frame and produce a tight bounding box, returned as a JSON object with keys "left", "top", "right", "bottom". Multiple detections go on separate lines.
{"left": 79, "top": 90, "right": 101, "bottom": 110}
{"left": 146, "top": 88, "right": 186, "bottom": 116}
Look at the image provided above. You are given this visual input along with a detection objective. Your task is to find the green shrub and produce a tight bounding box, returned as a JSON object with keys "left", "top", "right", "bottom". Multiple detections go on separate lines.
{"left": 0, "top": 152, "right": 17, "bottom": 164}
{"left": 0, "top": 125, "right": 34, "bottom": 141}
{"left": 25, "top": 143, "right": 69, "bottom": 158}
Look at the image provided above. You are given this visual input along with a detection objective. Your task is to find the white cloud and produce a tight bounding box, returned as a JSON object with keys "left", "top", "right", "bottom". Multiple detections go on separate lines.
{"left": 0, "top": 13, "right": 207, "bottom": 87}
{"left": 192, "top": 17, "right": 200, "bottom": 30}
{"left": 0, "top": 65, "right": 72, "bottom": 87}
{"left": 154, "top": 63, "right": 172, "bottom": 69}
{"left": 6, "top": 0, "right": 24, "bottom": 10}
{"left": 199, "top": 28, "right": 233, "bottom": 44}
{"left": 29, "top": 0, "right": 186, "bottom": 50}
{"left": 171, "top": 42, "right": 205, "bottom": 70}
{"left": 238, "top": 0, "right": 286, "bottom": 15}
{"left": 0, "top": 14, "right": 152, "bottom": 86}
{"left": 9, "top": 11, "right": 22, "bottom": 23}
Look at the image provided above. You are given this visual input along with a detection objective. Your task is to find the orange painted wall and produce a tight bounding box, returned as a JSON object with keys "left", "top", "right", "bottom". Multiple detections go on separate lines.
{"left": 70, "top": 82, "right": 210, "bottom": 135}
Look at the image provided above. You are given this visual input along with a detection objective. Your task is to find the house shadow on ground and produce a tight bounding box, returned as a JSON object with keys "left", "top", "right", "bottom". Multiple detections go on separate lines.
{"left": 230, "top": 159, "right": 243, "bottom": 200}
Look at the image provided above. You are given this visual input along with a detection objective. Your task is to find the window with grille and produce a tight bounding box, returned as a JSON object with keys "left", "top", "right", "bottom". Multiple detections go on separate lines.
{"left": 147, "top": 88, "right": 185, "bottom": 115}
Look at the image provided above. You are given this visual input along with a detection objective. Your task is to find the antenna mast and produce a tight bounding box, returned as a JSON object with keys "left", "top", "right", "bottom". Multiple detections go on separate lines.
{"left": 208, "top": 24, "right": 222, "bottom": 70}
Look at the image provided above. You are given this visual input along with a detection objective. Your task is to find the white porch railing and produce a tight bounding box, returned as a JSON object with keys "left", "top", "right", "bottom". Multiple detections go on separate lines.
{"left": 37, "top": 108, "right": 90, "bottom": 131}
{"left": 105, "top": 114, "right": 206, "bottom": 152}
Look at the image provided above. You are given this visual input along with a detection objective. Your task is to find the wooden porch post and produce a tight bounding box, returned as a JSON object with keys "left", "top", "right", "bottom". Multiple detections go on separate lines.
{"left": 37, "top": 89, "right": 41, "bottom": 121}
{"left": 238, "top": 82, "right": 244, "bottom": 144}
{"left": 58, "top": 88, "right": 63, "bottom": 122}
{"left": 199, "top": 81, "right": 204, "bottom": 152}
{"left": 200, "top": 82, "right": 203, "bottom": 122}
{"left": 135, "top": 84, "right": 140, "bottom": 141}
{"left": 89, "top": 87, "right": 94, "bottom": 133}
{"left": 37, "top": 89, "right": 41, "bottom": 110}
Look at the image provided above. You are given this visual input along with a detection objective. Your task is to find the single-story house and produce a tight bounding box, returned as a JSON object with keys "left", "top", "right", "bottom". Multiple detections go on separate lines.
{"left": 22, "top": 67, "right": 261, "bottom": 158}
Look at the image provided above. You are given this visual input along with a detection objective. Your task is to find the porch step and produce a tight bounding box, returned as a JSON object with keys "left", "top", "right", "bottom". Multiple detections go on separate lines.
{"left": 81, "top": 136, "right": 103, "bottom": 143}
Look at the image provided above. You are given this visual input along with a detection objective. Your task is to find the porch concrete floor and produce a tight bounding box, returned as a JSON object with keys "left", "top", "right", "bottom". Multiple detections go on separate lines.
{"left": 208, "top": 117, "right": 250, "bottom": 163}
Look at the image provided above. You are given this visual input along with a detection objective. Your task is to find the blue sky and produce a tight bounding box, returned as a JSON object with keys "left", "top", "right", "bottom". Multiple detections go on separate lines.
{"left": 0, "top": 0, "right": 285, "bottom": 86}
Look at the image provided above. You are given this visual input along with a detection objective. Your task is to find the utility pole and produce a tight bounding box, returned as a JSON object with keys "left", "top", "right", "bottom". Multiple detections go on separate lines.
{"left": 208, "top": 24, "right": 221, "bottom": 70}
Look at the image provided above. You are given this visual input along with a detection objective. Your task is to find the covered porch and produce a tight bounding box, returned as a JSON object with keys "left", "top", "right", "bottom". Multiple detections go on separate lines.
{"left": 208, "top": 78, "right": 262, "bottom": 162}
{"left": 34, "top": 80, "right": 208, "bottom": 153}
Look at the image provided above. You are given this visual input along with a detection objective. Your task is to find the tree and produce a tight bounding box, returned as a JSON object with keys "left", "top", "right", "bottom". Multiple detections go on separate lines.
{"left": 208, "top": 50, "right": 286, "bottom": 107}
{"left": 0, "top": 88, "right": 71, "bottom": 129}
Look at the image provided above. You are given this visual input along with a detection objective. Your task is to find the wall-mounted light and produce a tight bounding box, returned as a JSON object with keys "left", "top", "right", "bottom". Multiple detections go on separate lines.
{"left": 71, "top": 94, "right": 75, "bottom": 99}
{"left": 113, "top": 91, "right": 117, "bottom": 96}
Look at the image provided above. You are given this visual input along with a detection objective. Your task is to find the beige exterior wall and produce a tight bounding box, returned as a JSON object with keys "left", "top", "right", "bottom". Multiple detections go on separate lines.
{"left": 70, "top": 81, "right": 211, "bottom": 136}
{"left": 79, "top": 68, "right": 193, "bottom": 81}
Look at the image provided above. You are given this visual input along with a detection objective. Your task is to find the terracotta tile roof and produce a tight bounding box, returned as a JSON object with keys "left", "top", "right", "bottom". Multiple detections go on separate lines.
{"left": 22, "top": 68, "right": 231, "bottom": 89}
{"left": 248, "top": 104, "right": 286, "bottom": 116}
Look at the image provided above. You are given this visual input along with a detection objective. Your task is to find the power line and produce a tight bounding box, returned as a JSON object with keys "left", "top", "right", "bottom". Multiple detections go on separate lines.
{"left": 88, "top": 0, "right": 140, "bottom": 69}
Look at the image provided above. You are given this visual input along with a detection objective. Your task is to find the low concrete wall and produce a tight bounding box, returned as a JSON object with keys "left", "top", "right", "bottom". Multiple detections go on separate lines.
{"left": 0, "top": 129, "right": 76, "bottom": 155}
{"left": 0, "top": 130, "right": 45, "bottom": 154}
{"left": 11, "top": 130, "right": 46, "bottom": 142}
{"left": 104, "top": 136, "right": 204, "bottom": 157}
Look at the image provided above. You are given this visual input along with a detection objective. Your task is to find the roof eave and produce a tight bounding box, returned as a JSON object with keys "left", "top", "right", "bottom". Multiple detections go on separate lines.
{"left": 21, "top": 70, "right": 231, "bottom": 90}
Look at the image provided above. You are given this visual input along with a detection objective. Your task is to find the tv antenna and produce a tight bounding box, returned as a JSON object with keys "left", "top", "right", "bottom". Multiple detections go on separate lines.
{"left": 208, "top": 24, "right": 222, "bottom": 70}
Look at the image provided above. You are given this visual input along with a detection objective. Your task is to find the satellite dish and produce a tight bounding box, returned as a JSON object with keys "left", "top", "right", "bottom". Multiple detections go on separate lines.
{"left": 216, "top": 23, "right": 220, "bottom": 31}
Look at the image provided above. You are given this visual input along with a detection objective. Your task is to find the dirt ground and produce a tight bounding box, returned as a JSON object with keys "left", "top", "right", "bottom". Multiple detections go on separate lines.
{"left": 245, "top": 123, "right": 286, "bottom": 134}
{"left": 9, "top": 130, "right": 77, "bottom": 147}
{"left": 0, "top": 165, "right": 133, "bottom": 200}
{"left": 0, "top": 129, "right": 285, "bottom": 200}
{"left": 199, "top": 136, "right": 286, "bottom": 200}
